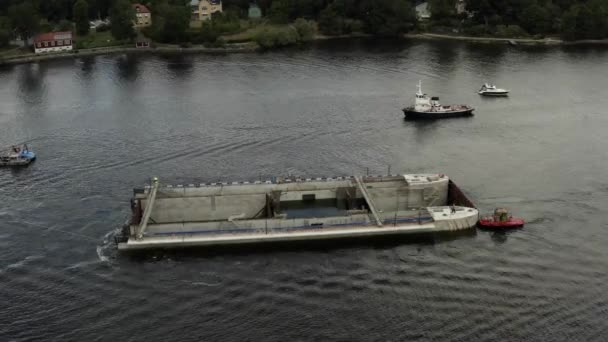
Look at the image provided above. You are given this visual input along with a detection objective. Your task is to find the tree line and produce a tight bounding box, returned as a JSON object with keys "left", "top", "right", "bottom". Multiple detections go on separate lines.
{"left": 432, "top": 0, "right": 608, "bottom": 40}
{"left": 2, "top": 0, "right": 608, "bottom": 49}
{"left": 0, "top": 0, "right": 127, "bottom": 47}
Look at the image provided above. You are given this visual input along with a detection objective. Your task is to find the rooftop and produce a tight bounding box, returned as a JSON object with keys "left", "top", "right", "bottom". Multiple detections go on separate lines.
{"left": 190, "top": 0, "right": 222, "bottom": 5}
{"left": 34, "top": 31, "right": 72, "bottom": 43}
{"left": 133, "top": 3, "right": 151, "bottom": 13}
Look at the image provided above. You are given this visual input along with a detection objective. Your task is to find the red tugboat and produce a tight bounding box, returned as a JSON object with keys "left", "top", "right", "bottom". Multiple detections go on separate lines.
{"left": 478, "top": 208, "right": 524, "bottom": 229}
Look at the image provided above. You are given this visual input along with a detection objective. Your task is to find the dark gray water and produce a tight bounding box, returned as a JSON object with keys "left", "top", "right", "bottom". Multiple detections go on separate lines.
{"left": 1, "top": 39, "right": 608, "bottom": 341}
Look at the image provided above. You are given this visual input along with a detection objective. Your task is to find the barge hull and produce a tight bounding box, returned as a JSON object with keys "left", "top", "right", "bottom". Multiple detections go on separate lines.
{"left": 118, "top": 223, "right": 437, "bottom": 250}
{"left": 118, "top": 174, "right": 478, "bottom": 251}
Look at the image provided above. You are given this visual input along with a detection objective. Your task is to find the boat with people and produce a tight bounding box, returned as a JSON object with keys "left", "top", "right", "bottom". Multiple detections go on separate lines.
{"left": 0, "top": 144, "right": 36, "bottom": 167}
{"left": 478, "top": 208, "right": 524, "bottom": 229}
{"left": 478, "top": 83, "right": 509, "bottom": 96}
{"left": 403, "top": 81, "right": 474, "bottom": 119}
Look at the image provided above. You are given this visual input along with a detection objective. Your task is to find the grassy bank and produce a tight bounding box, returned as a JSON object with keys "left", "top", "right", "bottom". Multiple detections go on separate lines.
{"left": 0, "top": 46, "right": 30, "bottom": 58}
{"left": 76, "top": 31, "right": 128, "bottom": 49}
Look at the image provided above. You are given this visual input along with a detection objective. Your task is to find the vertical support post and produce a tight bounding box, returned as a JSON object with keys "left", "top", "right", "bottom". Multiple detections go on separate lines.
{"left": 137, "top": 177, "right": 159, "bottom": 240}
{"left": 354, "top": 176, "right": 383, "bottom": 227}
{"left": 394, "top": 187, "right": 399, "bottom": 227}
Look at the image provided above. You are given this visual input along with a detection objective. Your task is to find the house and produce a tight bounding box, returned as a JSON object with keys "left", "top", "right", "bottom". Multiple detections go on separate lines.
{"left": 248, "top": 3, "right": 262, "bottom": 19}
{"left": 456, "top": 0, "right": 467, "bottom": 15}
{"left": 89, "top": 18, "right": 110, "bottom": 31}
{"left": 33, "top": 31, "right": 73, "bottom": 54}
{"left": 135, "top": 37, "right": 151, "bottom": 48}
{"left": 133, "top": 4, "right": 152, "bottom": 27}
{"left": 190, "top": 0, "right": 222, "bottom": 21}
{"left": 415, "top": 2, "right": 431, "bottom": 21}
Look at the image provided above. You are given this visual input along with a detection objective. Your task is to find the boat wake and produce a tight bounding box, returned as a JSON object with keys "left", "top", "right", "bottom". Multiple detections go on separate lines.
{"left": 96, "top": 226, "right": 123, "bottom": 263}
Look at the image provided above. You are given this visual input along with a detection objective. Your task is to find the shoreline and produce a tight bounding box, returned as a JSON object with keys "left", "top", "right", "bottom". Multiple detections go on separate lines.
{"left": 3, "top": 33, "right": 608, "bottom": 66}
{"left": 404, "top": 33, "right": 608, "bottom": 46}
{"left": 0, "top": 42, "right": 259, "bottom": 66}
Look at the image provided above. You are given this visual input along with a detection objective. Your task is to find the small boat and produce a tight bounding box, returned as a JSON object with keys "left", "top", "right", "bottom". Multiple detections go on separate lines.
{"left": 403, "top": 81, "right": 474, "bottom": 119}
{"left": 0, "top": 144, "right": 36, "bottom": 167}
{"left": 478, "top": 208, "right": 524, "bottom": 229}
{"left": 478, "top": 83, "right": 509, "bottom": 96}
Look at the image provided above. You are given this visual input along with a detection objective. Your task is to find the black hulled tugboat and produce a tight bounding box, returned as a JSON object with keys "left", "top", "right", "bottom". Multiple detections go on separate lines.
{"left": 403, "top": 81, "right": 474, "bottom": 119}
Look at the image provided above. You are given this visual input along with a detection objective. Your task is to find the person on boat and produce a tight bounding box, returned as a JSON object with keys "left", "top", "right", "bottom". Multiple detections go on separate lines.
{"left": 451, "top": 204, "right": 456, "bottom": 214}
{"left": 493, "top": 208, "right": 509, "bottom": 222}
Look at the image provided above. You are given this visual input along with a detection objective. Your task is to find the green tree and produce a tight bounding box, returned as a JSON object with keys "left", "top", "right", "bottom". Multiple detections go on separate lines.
{"left": 429, "top": 0, "right": 456, "bottom": 19}
{"left": 58, "top": 19, "right": 74, "bottom": 31}
{"left": 109, "top": 0, "right": 135, "bottom": 40}
{"left": 254, "top": 25, "right": 299, "bottom": 48}
{"left": 74, "top": 0, "right": 90, "bottom": 35}
{"left": 588, "top": 0, "right": 608, "bottom": 39}
{"left": 39, "top": 0, "right": 73, "bottom": 23}
{"left": 88, "top": 0, "right": 113, "bottom": 19}
{"left": 560, "top": 5, "right": 577, "bottom": 40}
{"left": 8, "top": 1, "right": 40, "bottom": 46}
{"left": 159, "top": 4, "right": 189, "bottom": 42}
{"left": 363, "top": 0, "right": 416, "bottom": 36}
{"left": 293, "top": 18, "right": 317, "bottom": 42}
{"left": 199, "top": 20, "right": 221, "bottom": 43}
{"left": 466, "top": 0, "right": 495, "bottom": 27}
{"left": 520, "top": 3, "right": 551, "bottom": 35}
{"left": 574, "top": 5, "right": 594, "bottom": 39}
{"left": 269, "top": 0, "right": 292, "bottom": 24}
{"left": 318, "top": 4, "right": 345, "bottom": 35}
{"left": 147, "top": 1, "right": 196, "bottom": 43}
{"left": 0, "top": 29, "right": 9, "bottom": 48}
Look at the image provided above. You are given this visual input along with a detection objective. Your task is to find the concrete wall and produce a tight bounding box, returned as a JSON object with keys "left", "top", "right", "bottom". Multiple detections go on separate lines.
{"left": 136, "top": 209, "right": 431, "bottom": 237}
{"left": 135, "top": 175, "right": 451, "bottom": 227}
{"left": 139, "top": 180, "right": 355, "bottom": 199}
{"left": 140, "top": 213, "right": 374, "bottom": 235}
{"left": 364, "top": 178, "right": 448, "bottom": 212}
{"left": 144, "top": 194, "right": 266, "bottom": 223}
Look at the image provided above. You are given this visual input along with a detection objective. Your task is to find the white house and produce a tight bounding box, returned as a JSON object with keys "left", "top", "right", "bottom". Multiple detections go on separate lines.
{"left": 133, "top": 3, "right": 152, "bottom": 28}
{"left": 415, "top": 2, "right": 431, "bottom": 21}
{"left": 33, "top": 31, "right": 73, "bottom": 54}
{"left": 456, "top": 0, "right": 467, "bottom": 15}
{"left": 190, "top": 0, "right": 223, "bottom": 21}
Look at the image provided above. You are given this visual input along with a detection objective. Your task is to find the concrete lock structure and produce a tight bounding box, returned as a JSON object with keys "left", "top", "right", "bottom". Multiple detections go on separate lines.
{"left": 116, "top": 174, "right": 479, "bottom": 251}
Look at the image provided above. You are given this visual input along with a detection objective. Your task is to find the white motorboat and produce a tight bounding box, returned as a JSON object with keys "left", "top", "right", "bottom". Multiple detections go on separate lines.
{"left": 479, "top": 83, "right": 509, "bottom": 96}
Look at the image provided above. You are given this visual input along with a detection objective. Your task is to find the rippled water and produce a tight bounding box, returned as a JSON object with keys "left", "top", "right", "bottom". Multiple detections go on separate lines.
{"left": 1, "top": 39, "right": 608, "bottom": 341}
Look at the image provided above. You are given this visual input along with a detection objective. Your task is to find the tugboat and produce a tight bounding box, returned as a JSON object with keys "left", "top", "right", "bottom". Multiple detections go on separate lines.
{"left": 403, "top": 81, "right": 474, "bottom": 119}
{"left": 0, "top": 144, "right": 36, "bottom": 167}
{"left": 478, "top": 208, "right": 524, "bottom": 229}
{"left": 478, "top": 83, "right": 509, "bottom": 97}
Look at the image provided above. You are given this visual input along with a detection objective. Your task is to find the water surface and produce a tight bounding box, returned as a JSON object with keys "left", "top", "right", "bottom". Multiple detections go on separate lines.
{"left": 1, "top": 39, "right": 607, "bottom": 341}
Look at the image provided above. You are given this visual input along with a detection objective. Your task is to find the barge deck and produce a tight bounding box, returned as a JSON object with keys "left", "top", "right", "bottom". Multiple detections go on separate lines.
{"left": 117, "top": 174, "right": 478, "bottom": 251}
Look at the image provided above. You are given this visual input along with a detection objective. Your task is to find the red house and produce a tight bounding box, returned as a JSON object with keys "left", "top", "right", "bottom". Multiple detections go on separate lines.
{"left": 33, "top": 31, "right": 73, "bottom": 54}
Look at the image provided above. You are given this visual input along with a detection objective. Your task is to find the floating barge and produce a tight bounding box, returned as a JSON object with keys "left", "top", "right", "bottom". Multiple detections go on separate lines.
{"left": 116, "top": 174, "right": 478, "bottom": 251}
